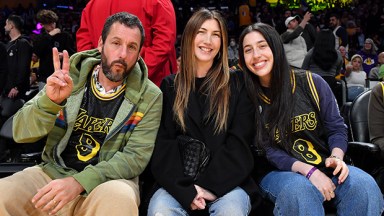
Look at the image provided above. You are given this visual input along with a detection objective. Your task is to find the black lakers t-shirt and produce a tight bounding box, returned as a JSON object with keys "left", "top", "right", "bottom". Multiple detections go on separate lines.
{"left": 61, "top": 75, "right": 125, "bottom": 171}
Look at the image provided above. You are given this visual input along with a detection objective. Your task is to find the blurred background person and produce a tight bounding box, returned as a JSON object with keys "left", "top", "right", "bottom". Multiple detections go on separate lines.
{"left": 302, "top": 29, "right": 342, "bottom": 105}
{"left": 357, "top": 38, "right": 378, "bottom": 77}
{"left": 345, "top": 54, "right": 366, "bottom": 101}
{"left": 1, "top": 15, "right": 32, "bottom": 124}
{"left": 281, "top": 12, "right": 312, "bottom": 68}
{"left": 369, "top": 52, "right": 384, "bottom": 80}
{"left": 329, "top": 13, "right": 349, "bottom": 51}
{"left": 29, "top": 53, "right": 39, "bottom": 87}
{"left": 228, "top": 37, "right": 239, "bottom": 68}
{"left": 33, "top": 9, "right": 75, "bottom": 91}
{"left": 338, "top": 45, "right": 349, "bottom": 76}
{"left": 237, "top": 0, "right": 252, "bottom": 36}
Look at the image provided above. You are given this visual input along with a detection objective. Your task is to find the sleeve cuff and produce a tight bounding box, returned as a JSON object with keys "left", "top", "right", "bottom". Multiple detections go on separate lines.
{"left": 37, "top": 94, "right": 66, "bottom": 115}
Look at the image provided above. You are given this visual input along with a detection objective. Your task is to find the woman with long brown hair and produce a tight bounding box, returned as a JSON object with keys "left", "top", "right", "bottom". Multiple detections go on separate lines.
{"left": 148, "top": 8, "right": 257, "bottom": 215}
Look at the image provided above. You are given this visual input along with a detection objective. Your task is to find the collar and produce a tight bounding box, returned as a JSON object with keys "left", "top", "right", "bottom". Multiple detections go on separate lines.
{"left": 92, "top": 65, "right": 126, "bottom": 94}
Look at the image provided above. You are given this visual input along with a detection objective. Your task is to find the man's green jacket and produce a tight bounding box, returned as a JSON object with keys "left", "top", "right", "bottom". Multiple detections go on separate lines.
{"left": 13, "top": 49, "right": 162, "bottom": 194}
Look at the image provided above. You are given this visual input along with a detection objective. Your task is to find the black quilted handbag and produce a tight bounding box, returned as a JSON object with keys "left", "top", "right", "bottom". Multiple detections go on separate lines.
{"left": 177, "top": 135, "right": 210, "bottom": 181}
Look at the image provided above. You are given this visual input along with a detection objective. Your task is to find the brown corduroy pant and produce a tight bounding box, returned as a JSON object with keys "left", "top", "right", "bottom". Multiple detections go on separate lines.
{"left": 0, "top": 166, "right": 140, "bottom": 216}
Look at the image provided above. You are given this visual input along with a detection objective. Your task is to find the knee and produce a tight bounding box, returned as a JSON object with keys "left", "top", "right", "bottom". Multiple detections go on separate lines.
{"left": 91, "top": 180, "right": 139, "bottom": 206}
{"left": 210, "top": 188, "right": 250, "bottom": 215}
{"left": 148, "top": 196, "right": 165, "bottom": 215}
{"left": 211, "top": 202, "right": 249, "bottom": 216}
{"left": 343, "top": 167, "right": 381, "bottom": 198}
{"left": 0, "top": 179, "right": 23, "bottom": 204}
{"left": 148, "top": 201, "right": 186, "bottom": 216}
{"left": 147, "top": 189, "right": 186, "bottom": 216}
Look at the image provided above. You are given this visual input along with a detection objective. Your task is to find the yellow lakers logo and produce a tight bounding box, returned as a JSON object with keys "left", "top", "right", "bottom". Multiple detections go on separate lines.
{"left": 76, "top": 133, "right": 101, "bottom": 162}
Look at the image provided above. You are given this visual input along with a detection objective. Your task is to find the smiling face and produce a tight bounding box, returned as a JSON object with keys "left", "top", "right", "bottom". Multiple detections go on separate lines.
{"left": 97, "top": 22, "right": 141, "bottom": 83}
{"left": 193, "top": 19, "right": 221, "bottom": 70}
{"left": 242, "top": 31, "right": 274, "bottom": 87}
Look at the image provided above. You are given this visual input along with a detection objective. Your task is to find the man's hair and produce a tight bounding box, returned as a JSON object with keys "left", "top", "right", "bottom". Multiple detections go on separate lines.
{"left": 36, "top": 9, "right": 58, "bottom": 24}
{"left": 329, "top": 13, "right": 339, "bottom": 20}
{"left": 101, "top": 12, "right": 145, "bottom": 49}
{"left": 7, "top": 15, "right": 24, "bottom": 32}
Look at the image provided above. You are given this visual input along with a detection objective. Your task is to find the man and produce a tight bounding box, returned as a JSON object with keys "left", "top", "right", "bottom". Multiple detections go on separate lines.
{"left": 1, "top": 15, "right": 32, "bottom": 124}
{"left": 33, "top": 9, "right": 75, "bottom": 91}
{"left": 369, "top": 52, "right": 384, "bottom": 80}
{"left": 329, "top": 13, "right": 348, "bottom": 50}
{"left": 76, "top": 0, "right": 177, "bottom": 86}
{"left": 281, "top": 12, "right": 312, "bottom": 68}
{"left": 2, "top": 15, "right": 32, "bottom": 101}
{"left": 0, "top": 12, "right": 162, "bottom": 215}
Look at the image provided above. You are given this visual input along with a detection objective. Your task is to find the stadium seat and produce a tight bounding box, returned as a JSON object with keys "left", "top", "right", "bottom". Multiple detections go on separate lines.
{"left": 347, "top": 90, "right": 381, "bottom": 173}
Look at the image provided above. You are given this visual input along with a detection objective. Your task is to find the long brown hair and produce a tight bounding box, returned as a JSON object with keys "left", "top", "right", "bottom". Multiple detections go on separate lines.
{"left": 174, "top": 8, "right": 230, "bottom": 133}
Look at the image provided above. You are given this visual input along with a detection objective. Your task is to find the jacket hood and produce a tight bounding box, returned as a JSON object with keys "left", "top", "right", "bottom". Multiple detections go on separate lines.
{"left": 69, "top": 49, "right": 150, "bottom": 104}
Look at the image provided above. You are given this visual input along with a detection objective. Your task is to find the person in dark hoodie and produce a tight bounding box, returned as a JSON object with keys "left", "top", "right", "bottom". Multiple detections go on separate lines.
{"left": 33, "top": 9, "right": 75, "bottom": 91}
{"left": 1, "top": 15, "right": 32, "bottom": 123}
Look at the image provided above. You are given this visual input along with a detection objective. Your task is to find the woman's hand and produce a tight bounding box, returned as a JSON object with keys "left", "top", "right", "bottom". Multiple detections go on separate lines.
{"left": 309, "top": 169, "right": 336, "bottom": 201}
{"left": 326, "top": 156, "right": 349, "bottom": 184}
{"left": 191, "top": 185, "right": 206, "bottom": 210}
{"left": 190, "top": 185, "right": 217, "bottom": 210}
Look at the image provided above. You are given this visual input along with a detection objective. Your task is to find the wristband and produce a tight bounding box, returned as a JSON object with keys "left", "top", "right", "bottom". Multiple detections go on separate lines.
{"left": 306, "top": 166, "right": 317, "bottom": 179}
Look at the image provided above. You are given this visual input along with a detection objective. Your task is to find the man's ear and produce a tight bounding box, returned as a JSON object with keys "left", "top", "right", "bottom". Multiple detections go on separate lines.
{"left": 97, "top": 36, "right": 103, "bottom": 52}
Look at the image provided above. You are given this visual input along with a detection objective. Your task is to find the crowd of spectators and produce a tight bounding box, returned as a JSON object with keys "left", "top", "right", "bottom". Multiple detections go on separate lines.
{"left": 0, "top": 0, "right": 383, "bottom": 94}
{"left": 0, "top": 4, "right": 81, "bottom": 44}
{"left": 0, "top": 0, "right": 383, "bottom": 50}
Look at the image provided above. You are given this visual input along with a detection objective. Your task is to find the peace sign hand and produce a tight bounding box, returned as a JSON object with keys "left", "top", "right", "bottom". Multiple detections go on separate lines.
{"left": 46, "top": 47, "right": 73, "bottom": 105}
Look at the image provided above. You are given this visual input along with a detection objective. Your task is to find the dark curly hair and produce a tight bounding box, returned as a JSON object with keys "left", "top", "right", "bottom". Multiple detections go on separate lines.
{"left": 36, "top": 9, "right": 58, "bottom": 24}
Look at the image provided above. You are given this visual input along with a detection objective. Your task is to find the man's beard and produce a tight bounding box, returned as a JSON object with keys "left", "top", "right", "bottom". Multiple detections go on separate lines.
{"left": 100, "top": 49, "right": 135, "bottom": 82}
{"left": 4, "top": 30, "right": 10, "bottom": 36}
